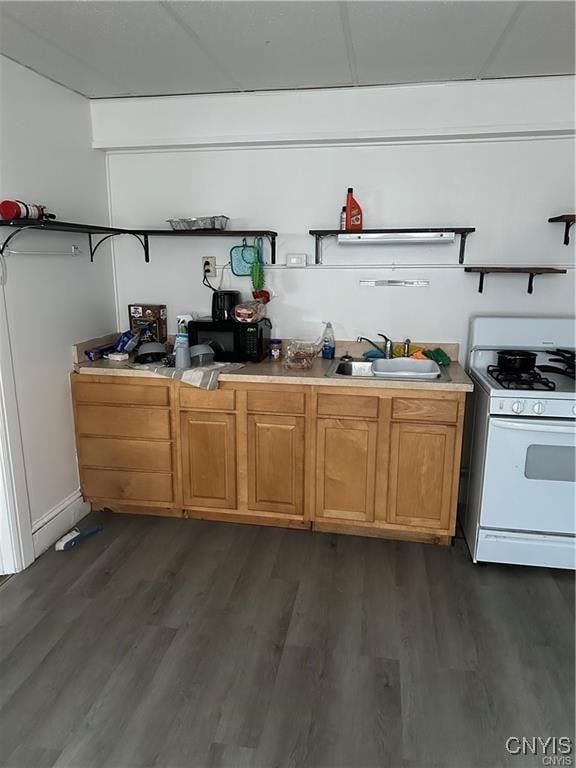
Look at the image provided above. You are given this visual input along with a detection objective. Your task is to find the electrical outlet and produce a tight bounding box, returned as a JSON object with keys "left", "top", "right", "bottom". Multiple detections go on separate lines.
{"left": 202, "top": 257, "right": 217, "bottom": 277}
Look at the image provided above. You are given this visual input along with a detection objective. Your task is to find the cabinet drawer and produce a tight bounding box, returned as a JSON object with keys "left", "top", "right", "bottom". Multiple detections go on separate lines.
{"left": 76, "top": 405, "right": 171, "bottom": 439}
{"left": 392, "top": 397, "right": 458, "bottom": 423}
{"left": 74, "top": 381, "right": 169, "bottom": 406}
{"left": 317, "top": 393, "right": 379, "bottom": 419}
{"left": 82, "top": 469, "right": 173, "bottom": 503}
{"left": 179, "top": 387, "right": 235, "bottom": 411}
{"left": 78, "top": 437, "right": 172, "bottom": 472}
{"left": 247, "top": 390, "right": 305, "bottom": 415}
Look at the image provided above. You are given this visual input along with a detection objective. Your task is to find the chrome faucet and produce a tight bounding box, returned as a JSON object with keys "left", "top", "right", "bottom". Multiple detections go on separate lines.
{"left": 357, "top": 333, "right": 393, "bottom": 359}
{"left": 403, "top": 338, "right": 411, "bottom": 357}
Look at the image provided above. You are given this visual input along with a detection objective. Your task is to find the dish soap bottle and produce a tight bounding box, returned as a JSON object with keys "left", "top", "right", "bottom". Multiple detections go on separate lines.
{"left": 345, "top": 187, "right": 363, "bottom": 230}
{"left": 321, "top": 322, "right": 336, "bottom": 360}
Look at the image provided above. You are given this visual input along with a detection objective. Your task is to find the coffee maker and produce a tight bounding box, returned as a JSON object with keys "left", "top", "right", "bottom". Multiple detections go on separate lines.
{"left": 211, "top": 290, "right": 240, "bottom": 322}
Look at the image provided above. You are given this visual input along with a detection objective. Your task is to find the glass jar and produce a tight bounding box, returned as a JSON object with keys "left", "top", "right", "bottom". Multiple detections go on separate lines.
{"left": 270, "top": 339, "right": 283, "bottom": 360}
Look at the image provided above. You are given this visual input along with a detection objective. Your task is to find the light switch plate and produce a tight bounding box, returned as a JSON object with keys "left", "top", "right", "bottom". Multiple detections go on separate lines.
{"left": 286, "top": 253, "right": 307, "bottom": 268}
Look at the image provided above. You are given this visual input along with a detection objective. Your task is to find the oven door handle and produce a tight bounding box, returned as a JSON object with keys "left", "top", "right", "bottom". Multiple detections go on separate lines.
{"left": 492, "top": 418, "right": 575, "bottom": 434}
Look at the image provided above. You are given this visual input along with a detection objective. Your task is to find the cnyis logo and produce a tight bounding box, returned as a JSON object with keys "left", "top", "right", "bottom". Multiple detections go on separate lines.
{"left": 506, "top": 737, "right": 573, "bottom": 765}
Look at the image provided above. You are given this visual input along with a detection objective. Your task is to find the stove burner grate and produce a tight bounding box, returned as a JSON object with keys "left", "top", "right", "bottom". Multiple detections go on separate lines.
{"left": 487, "top": 365, "right": 556, "bottom": 391}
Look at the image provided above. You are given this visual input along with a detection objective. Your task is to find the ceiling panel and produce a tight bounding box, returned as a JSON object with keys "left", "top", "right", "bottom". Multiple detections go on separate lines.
{"left": 0, "top": 1, "right": 573, "bottom": 99}
{"left": 482, "top": 1, "right": 575, "bottom": 78}
{"left": 170, "top": 1, "right": 352, "bottom": 91}
{"left": 0, "top": 9, "right": 122, "bottom": 98}
{"left": 1, "top": 1, "right": 236, "bottom": 97}
{"left": 347, "top": 1, "right": 519, "bottom": 85}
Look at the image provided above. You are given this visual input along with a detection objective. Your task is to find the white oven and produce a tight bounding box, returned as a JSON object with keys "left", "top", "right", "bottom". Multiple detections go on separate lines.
{"left": 481, "top": 417, "right": 576, "bottom": 535}
{"left": 462, "top": 316, "right": 576, "bottom": 569}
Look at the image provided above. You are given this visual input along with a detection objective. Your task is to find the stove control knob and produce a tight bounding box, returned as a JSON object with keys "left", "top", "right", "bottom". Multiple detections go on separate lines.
{"left": 512, "top": 400, "right": 525, "bottom": 414}
{"left": 572, "top": 404, "right": 576, "bottom": 417}
{"left": 532, "top": 401, "right": 545, "bottom": 415}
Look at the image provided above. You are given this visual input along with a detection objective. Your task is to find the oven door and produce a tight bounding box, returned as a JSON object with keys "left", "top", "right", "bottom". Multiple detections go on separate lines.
{"left": 481, "top": 417, "right": 576, "bottom": 534}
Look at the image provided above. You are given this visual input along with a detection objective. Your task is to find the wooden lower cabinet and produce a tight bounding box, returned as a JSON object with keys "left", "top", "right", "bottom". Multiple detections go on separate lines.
{"left": 315, "top": 418, "right": 377, "bottom": 522}
{"left": 387, "top": 422, "right": 456, "bottom": 529}
{"left": 71, "top": 375, "right": 177, "bottom": 516}
{"left": 247, "top": 414, "right": 305, "bottom": 516}
{"left": 180, "top": 411, "right": 237, "bottom": 509}
{"left": 72, "top": 375, "right": 466, "bottom": 543}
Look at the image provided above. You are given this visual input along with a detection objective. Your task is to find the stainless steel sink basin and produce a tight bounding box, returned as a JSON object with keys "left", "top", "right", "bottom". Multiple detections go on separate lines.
{"left": 325, "top": 358, "right": 451, "bottom": 382}
{"left": 330, "top": 360, "right": 375, "bottom": 377}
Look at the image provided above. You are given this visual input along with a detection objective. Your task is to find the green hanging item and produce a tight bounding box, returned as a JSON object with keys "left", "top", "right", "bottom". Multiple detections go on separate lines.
{"left": 230, "top": 238, "right": 259, "bottom": 276}
{"left": 251, "top": 237, "right": 265, "bottom": 291}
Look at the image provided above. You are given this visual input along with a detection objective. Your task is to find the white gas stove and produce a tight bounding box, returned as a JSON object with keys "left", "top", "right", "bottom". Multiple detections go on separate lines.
{"left": 462, "top": 316, "right": 576, "bottom": 570}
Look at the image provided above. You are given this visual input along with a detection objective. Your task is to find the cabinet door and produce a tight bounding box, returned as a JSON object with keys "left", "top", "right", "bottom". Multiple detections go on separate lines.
{"left": 388, "top": 422, "right": 456, "bottom": 529}
{"left": 180, "top": 412, "right": 236, "bottom": 509}
{"left": 316, "top": 418, "right": 377, "bottom": 522}
{"left": 247, "top": 414, "right": 305, "bottom": 516}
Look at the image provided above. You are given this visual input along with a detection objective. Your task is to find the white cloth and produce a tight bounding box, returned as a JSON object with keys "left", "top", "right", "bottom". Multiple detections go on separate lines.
{"left": 128, "top": 361, "right": 244, "bottom": 389}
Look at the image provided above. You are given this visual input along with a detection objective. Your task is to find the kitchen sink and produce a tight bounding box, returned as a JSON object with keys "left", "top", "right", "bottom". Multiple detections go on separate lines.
{"left": 325, "top": 357, "right": 451, "bottom": 382}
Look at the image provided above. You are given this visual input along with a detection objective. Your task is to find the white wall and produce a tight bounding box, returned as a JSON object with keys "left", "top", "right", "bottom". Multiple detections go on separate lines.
{"left": 0, "top": 57, "right": 116, "bottom": 546}
{"left": 103, "top": 78, "right": 575, "bottom": 357}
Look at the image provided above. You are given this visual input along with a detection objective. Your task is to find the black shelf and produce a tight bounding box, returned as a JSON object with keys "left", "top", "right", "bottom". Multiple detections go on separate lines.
{"left": 308, "top": 227, "right": 475, "bottom": 265}
{"left": 548, "top": 214, "right": 575, "bottom": 246}
{"left": 0, "top": 220, "right": 278, "bottom": 263}
{"left": 464, "top": 266, "right": 567, "bottom": 294}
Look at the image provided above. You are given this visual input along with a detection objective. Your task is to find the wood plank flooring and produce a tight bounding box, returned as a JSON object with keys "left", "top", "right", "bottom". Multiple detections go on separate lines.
{"left": 0, "top": 512, "right": 573, "bottom": 768}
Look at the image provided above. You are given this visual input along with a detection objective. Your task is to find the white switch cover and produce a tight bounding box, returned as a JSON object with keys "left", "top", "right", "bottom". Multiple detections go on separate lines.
{"left": 286, "top": 253, "right": 307, "bottom": 268}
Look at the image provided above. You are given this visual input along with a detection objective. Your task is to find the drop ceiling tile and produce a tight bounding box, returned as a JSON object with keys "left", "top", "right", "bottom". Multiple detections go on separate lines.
{"left": 170, "top": 1, "right": 353, "bottom": 91}
{"left": 347, "top": 1, "right": 519, "bottom": 85}
{"left": 1, "top": 1, "right": 236, "bottom": 97}
{"left": 482, "top": 1, "right": 575, "bottom": 78}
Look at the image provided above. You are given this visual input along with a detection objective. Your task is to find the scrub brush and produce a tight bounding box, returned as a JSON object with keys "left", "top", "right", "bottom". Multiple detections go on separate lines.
{"left": 55, "top": 524, "right": 103, "bottom": 551}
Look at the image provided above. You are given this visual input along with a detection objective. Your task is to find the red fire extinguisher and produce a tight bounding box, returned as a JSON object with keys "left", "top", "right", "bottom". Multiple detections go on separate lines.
{"left": 0, "top": 199, "right": 56, "bottom": 221}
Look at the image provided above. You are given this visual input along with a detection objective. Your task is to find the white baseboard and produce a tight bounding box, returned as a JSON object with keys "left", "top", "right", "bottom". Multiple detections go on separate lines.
{"left": 32, "top": 490, "right": 90, "bottom": 558}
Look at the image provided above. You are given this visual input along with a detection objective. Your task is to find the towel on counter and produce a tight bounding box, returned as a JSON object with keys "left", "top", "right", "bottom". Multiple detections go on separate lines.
{"left": 128, "top": 362, "right": 244, "bottom": 390}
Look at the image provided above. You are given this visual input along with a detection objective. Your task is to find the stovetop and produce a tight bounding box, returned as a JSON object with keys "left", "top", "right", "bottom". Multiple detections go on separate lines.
{"left": 470, "top": 348, "right": 575, "bottom": 395}
{"left": 486, "top": 365, "right": 557, "bottom": 391}
{"left": 468, "top": 317, "right": 576, "bottom": 418}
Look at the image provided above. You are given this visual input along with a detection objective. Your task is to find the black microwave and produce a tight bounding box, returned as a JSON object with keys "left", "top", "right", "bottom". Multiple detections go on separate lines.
{"left": 188, "top": 318, "right": 271, "bottom": 363}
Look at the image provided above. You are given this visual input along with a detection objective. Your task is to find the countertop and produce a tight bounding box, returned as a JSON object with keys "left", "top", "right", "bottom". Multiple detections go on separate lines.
{"left": 75, "top": 357, "right": 473, "bottom": 392}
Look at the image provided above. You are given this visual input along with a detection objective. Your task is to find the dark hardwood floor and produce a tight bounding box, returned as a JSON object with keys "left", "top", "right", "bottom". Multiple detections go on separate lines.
{"left": 0, "top": 512, "right": 573, "bottom": 768}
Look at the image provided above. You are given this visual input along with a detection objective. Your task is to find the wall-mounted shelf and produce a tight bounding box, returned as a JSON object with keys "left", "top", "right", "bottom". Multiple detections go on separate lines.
{"left": 309, "top": 227, "right": 475, "bottom": 265}
{"left": 548, "top": 214, "right": 575, "bottom": 246}
{"left": 464, "top": 266, "right": 567, "bottom": 294}
{"left": 0, "top": 220, "right": 278, "bottom": 263}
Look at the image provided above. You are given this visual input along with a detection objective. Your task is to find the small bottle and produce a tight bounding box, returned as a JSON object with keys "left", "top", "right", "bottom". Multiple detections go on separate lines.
{"left": 339, "top": 206, "right": 346, "bottom": 230}
{"left": 270, "top": 339, "right": 282, "bottom": 360}
{"left": 321, "top": 322, "right": 336, "bottom": 360}
{"left": 345, "top": 187, "right": 362, "bottom": 230}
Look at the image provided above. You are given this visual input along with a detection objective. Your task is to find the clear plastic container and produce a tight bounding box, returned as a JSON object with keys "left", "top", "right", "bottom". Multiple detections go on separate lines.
{"left": 283, "top": 340, "right": 320, "bottom": 370}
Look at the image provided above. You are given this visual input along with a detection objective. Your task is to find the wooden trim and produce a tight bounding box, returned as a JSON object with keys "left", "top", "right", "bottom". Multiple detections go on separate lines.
{"left": 183, "top": 507, "right": 309, "bottom": 530}
{"left": 447, "top": 393, "right": 467, "bottom": 535}
{"left": 236, "top": 389, "right": 249, "bottom": 511}
{"left": 92, "top": 502, "right": 182, "bottom": 518}
{"left": 374, "top": 396, "right": 391, "bottom": 522}
{"left": 313, "top": 519, "right": 451, "bottom": 544}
